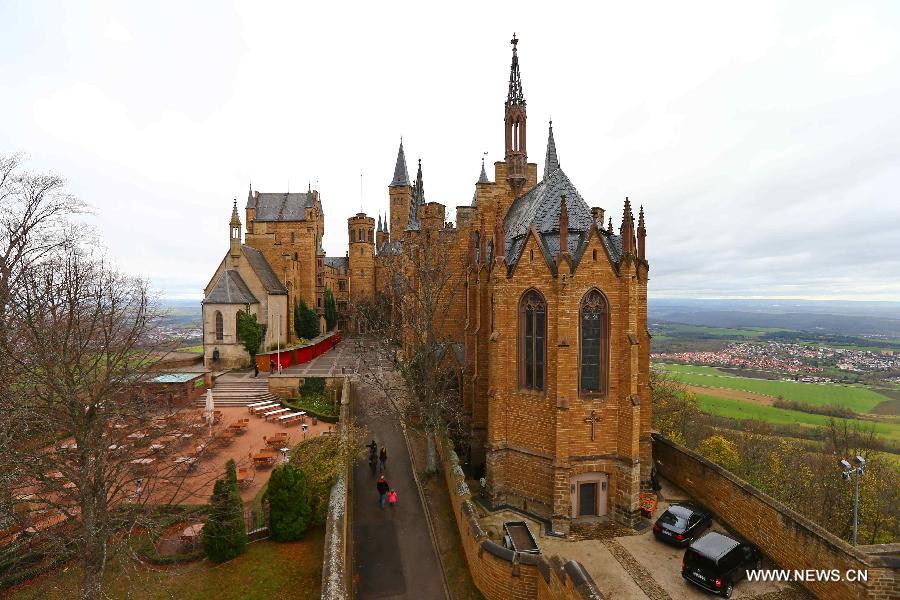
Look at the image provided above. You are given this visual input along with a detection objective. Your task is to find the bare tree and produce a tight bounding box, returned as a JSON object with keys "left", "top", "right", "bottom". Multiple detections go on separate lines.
{"left": 0, "top": 249, "right": 227, "bottom": 598}
{"left": 353, "top": 236, "right": 464, "bottom": 473}
{"left": 0, "top": 156, "right": 222, "bottom": 598}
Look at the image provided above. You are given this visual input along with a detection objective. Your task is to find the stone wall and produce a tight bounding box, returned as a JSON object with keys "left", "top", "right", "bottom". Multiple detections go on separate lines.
{"left": 321, "top": 377, "right": 352, "bottom": 600}
{"left": 436, "top": 434, "right": 603, "bottom": 600}
{"left": 653, "top": 434, "right": 899, "bottom": 600}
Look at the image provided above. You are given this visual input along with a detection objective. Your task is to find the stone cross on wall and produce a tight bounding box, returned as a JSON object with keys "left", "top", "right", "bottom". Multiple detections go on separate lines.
{"left": 583, "top": 410, "right": 601, "bottom": 441}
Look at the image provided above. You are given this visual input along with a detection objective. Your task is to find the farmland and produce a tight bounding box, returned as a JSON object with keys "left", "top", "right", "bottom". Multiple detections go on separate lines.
{"left": 660, "top": 363, "right": 892, "bottom": 414}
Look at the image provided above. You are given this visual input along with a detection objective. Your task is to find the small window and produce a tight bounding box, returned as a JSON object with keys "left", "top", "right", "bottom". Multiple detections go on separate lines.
{"left": 317, "top": 297, "right": 322, "bottom": 307}
{"left": 530, "top": 248, "right": 534, "bottom": 261}
{"left": 291, "top": 232, "right": 295, "bottom": 244}
{"left": 358, "top": 229, "right": 364, "bottom": 242}
{"left": 214, "top": 311, "right": 223, "bottom": 341}
{"left": 592, "top": 249, "right": 597, "bottom": 261}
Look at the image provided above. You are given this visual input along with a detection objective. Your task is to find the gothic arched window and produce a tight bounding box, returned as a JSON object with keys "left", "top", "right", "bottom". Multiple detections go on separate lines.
{"left": 519, "top": 289, "right": 546, "bottom": 391}
{"left": 235, "top": 311, "right": 243, "bottom": 339}
{"left": 215, "top": 311, "right": 224, "bottom": 341}
{"left": 580, "top": 289, "right": 609, "bottom": 394}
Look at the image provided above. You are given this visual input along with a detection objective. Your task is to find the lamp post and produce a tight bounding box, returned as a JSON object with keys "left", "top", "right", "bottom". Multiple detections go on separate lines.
{"left": 839, "top": 455, "right": 866, "bottom": 545}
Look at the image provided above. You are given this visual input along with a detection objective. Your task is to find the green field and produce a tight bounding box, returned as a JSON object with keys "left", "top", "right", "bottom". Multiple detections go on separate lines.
{"left": 661, "top": 363, "right": 891, "bottom": 413}
{"left": 176, "top": 344, "right": 204, "bottom": 354}
{"left": 651, "top": 323, "right": 788, "bottom": 340}
{"left": 694, "top": 394, "right": 900, "bottom": 441}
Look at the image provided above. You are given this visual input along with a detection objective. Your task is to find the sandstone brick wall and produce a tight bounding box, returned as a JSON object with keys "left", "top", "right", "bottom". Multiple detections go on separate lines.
{"left": 436, "top": 434, "right": 603, "bottom": 600}
{"left": 653, "top": 434, "right": 899, "bottom": 600}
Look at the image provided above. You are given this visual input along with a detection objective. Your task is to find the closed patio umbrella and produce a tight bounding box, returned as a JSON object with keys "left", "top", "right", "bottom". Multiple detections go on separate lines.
{"left": 205, "top": 388, "right": 215, "bottom": 430}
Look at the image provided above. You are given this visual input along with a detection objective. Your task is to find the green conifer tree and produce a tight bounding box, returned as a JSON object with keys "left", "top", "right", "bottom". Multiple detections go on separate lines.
{"left": 267, "top": 464, "right": 312, "bottom": 541}
{"left": 202, "top": 459, "right": 247, "bottom": 562}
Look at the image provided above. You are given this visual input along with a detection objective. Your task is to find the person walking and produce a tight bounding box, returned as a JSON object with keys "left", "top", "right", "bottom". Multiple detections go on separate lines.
{"left": 379, "top": 446, "right": 387, "bottom": 473}
{"left": 387, "top": 489, "right": 397, "bottom": 509}
{"left": 366, "top": 440, "right": 378, "bottom": 475}
{"left": 269, "top": 358, "right": 275, "bottom": 373}
{"left": 376, "top": 475, "right": 390, "bottom": 509}
{"left": 253, "top": 362, "right": 259, "bottom": 378}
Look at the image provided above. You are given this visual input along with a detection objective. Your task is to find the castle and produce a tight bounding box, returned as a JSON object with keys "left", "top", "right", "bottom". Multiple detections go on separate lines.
{"left": 202, "top": 35, "right": 651, "bottom": 531}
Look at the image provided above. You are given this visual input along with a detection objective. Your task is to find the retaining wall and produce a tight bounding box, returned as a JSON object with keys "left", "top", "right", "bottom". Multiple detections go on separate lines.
{"left": 436, "top": 435, "right": 603, "bottom": 600}
{"left": 653, "top": 434, "right": 899, "bottom": 600}
{"left": 321, "top": 378, "right": 352, "bottom": 600}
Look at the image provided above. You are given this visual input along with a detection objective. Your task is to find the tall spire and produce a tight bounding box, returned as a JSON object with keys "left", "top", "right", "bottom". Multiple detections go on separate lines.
{"left": 507, "top": 33, "right": 525, "bottom": 106}
{"left": 621, "top": 197, "right": 635, "bottom": 255}
{"left": 478, "top": 157, "right": 489, "bottom": 183}
{"left": 504, "top": 34, "right": 528, "bottom": 191}
{"left": 390, "top": 138, "right": 410, "bottom": 186}
{"left": 246, "top": 181, "right": 254, "bottom": 208}
{"left": 544, "top": 120, "right": 559, "bottom": 179}
{"left": 413, "top": 159, "right": 425, "bottom": 205}
{"left": 377, "top": 213, "right": 382, "bottom": 232}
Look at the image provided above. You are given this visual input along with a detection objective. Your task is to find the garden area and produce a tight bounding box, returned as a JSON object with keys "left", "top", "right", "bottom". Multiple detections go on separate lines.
{"left": 284, "top": 377, "right": 340, "bottom": 422}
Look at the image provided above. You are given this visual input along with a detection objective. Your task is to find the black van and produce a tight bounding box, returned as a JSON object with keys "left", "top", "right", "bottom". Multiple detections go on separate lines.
{"left": 682, "top": 531, "right": 761, "bottom": 598}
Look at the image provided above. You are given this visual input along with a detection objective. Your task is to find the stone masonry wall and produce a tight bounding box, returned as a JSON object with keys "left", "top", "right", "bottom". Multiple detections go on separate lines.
{"left": 653, "top": 434, "right": 899, "bottom": 600}
{"left": 436, "top": 434, "right": 603, "bottom": 600}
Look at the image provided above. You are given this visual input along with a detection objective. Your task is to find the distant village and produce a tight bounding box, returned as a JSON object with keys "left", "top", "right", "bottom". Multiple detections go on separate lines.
{"left": 653, "top": 340, "right": 900, "bottom": 381}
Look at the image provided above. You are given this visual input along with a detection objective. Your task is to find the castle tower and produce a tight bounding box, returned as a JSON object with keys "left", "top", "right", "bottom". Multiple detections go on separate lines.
{"left": 389, "top": 140, "right": 413, "bottom": 238}
{"left": 347, "top": 213, "right": 375, "bottom": 304}
{"left": 505, "top": 34, "right": 527, "bottom": 193}
{"left": 229, "top": 199, "right": 242, "bottom": 258}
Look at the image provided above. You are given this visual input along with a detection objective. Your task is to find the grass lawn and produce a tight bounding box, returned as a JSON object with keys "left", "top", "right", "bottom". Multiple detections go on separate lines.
{"left": 177, "top": 344, "right": 204, "bottom": 354}
{"left": 695, "top": 394, "right": 900, "bottom": 441}
{"left": 662, "top": 363, "right": 891, "bottom": 413}
{"left": 6, "top": 528, "right": 325, "bottom": 600}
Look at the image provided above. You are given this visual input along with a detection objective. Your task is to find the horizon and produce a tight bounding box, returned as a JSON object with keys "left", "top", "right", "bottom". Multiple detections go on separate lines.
{"left": 3, "top": 2, "right": 900, "bottom": 301}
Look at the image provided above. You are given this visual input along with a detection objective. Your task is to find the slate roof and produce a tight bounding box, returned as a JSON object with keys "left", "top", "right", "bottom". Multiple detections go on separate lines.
{"left": 378, "top": 240, "right": 403, "bottom": 256}
{"left": 204, "top": 270, "right": 259, "bottom": 304}
{"left": 241, "top": 245, "right": 288, "bottom": 294}
{"left": 390, "top": 141, "right": 410, "bottom": 186}
{"left": 503, "top": 166, "right": 623, "bottom": 272}
{"left": 246, "top": 192, "right": 314, "bottom": 221}
{"left": 323, "top": 256, "right": 349, "bottom": 271}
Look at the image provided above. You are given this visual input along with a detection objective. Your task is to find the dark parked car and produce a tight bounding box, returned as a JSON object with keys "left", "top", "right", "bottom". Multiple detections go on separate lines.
{"left": 652, "top": 502, "right": 712, "bottom": 546}
{"left": 682, "top": 531, "right": 761, "bottom": 598}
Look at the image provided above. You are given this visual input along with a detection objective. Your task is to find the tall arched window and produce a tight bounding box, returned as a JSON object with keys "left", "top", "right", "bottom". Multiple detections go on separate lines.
{"left": 519, "top": 290, "right": 546, "bottom": 391}
{"left": 235, "top": 311, "right": 243, "bottom": 339}
{"left": 215, "top": 311, "right": 224, "bottom": 341}
{"left": 580, "top": 289, "right": 609, "bottom": 394}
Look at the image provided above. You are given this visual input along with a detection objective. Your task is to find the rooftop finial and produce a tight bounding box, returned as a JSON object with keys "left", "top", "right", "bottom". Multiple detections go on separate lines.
{"left": 544, "top": 120, "right": 560, "bottom": 179}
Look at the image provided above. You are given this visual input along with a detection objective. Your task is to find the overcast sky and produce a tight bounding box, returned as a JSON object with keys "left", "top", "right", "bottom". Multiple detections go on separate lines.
{"left": 2, "top": 1, "right": 899, "bottom": 301}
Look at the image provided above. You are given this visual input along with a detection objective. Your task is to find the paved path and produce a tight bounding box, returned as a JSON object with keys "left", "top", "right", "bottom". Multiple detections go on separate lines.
{"left": 351, "top": 380, "right": 447, "bottom": 600}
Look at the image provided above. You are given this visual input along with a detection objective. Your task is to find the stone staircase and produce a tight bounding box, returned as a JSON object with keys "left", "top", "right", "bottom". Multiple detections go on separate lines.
{"left": 197, "top": 379, "right": 280, "bottom": 407}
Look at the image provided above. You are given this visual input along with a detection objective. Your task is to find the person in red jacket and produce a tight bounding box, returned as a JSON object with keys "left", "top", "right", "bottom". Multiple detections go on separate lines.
{"left": 376, "top": 475, "right": 389, "bottom": 509}
{"left": 387, "top": 489, "right": 397, "bottom": 509}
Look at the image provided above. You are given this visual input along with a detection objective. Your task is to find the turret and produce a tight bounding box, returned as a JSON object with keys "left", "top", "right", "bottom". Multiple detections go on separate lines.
{"left": 229, "top": 200, "right": 242, "bottom": 258}
{"left": 637, "top": 205, "right": 647, "bottom": 261}
{"left": 347, "top": 213, "right": 376, "bottom": 303}
{"left": 389, "top": 139, "right": 413, "bottom": 238}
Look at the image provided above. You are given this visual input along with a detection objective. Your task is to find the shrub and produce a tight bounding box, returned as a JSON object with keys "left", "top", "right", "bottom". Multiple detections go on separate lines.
{"left": 295, "top": 299, "right": 320, "bottom": 340}
{"left": 236, "top": 309, "right": 262, "bottom": 357}
{"left": 202, "top": 459, "right": 246, "bottom": 563}
{"left": 324, "top": 288, "right": 337, "bottom": 331}
{"left": 267, "top": 464, "right": 313, "bottom": 541}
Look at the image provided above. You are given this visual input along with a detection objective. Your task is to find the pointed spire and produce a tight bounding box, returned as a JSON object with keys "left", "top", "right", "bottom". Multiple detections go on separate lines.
{"left": 478, "top": 157, "right": 489, "bottom": 183}
{"left": 637, "top": 205, "right": 647, "bottom": 260}
{"left": 246, "top": 181, "right": 254, "bottom": 208}
{"left": 377, "top": 213, "right": 382, "bottom": 232}
{"left": 608, "top": 216, "right": 614, "bottom": 234}
{"left": 507, "top": 33, "right": 525, "bottom": 106}
{"left": 230, "top": 199, "right": 241, "bottom": 227}
{"left": 390, "top": 139, "right": 410, "bottom": 186}
{"left": 544, "top": 120, "right": 560, "bottom": 179}
{"left": 413, "top": 159, "right": 425, "bottom": 205}
{"left": 621, "top": 197, "right": 635, "bottom": 254}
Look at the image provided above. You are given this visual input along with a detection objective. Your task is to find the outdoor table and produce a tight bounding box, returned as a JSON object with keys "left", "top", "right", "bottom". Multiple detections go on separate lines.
{"left": 63, "top": 482, "right": 77, "bottom": 490}
{"left": 46, "top": 471, "right": 64, "bottom": 479}
{"left": 58, "top": 442, "right": 77, "bottom": 451}
{"left": 127, "top": 432, "right": 147, "bottom": 440}
{"left": 130, "top": 458, "right": 155, "bottom": 465}
{"left": 180, "top": 433, "right": 194, "bottom": 440}
{"left": 251, "top": 403, "right": 280, "bottom": 415}
{"left": 252, "top": 449, "right": 276, "bottom": 466}
{"left": 246, "top": 400, "right": 273, "bottom": 409}
{"left": 263, "top": 408, "right": 290, "bottom": 420}
{"left": 148, "top": 443, "right": 166, "bottom": 452}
